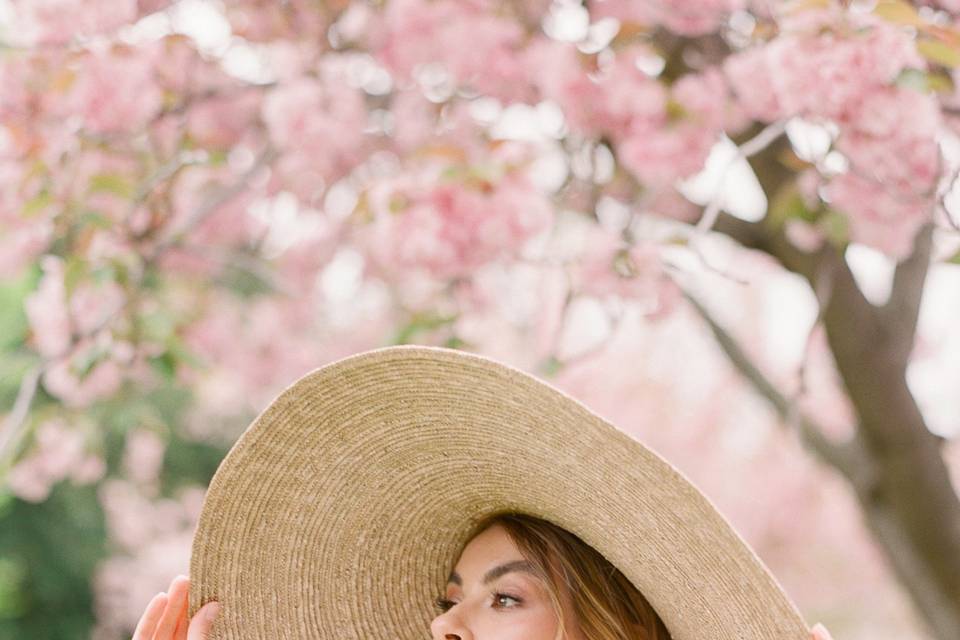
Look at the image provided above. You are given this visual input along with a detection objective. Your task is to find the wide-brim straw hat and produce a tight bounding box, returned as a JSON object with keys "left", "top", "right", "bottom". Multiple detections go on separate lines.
{"left": 189, "top": 344, "right": 811, "bottom": 639}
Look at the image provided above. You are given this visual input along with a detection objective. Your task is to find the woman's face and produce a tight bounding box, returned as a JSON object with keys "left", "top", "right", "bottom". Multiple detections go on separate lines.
{"left": 430, "top": 524, "right": 584, "bottom": 640}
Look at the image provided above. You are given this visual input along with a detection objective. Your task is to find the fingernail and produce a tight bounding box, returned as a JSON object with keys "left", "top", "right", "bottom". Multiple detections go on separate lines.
{"left": 205, "top": 602, "right": 221, "bottom": 621}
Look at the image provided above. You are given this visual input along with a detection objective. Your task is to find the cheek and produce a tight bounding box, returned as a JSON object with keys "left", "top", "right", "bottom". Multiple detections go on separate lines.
{"left": 473, "top": 603, "right": 561, "bottom": 640}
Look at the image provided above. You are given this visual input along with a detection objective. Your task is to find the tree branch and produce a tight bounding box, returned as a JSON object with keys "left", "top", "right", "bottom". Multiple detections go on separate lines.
{"left": 679, "top": 286, "right": 879, "bottom": 487}
{"left": 148, "top": 144, "right": 278, "bottom": 257}
{"left": 0, "top": 364, "right": 44, "bottom": 472}
{"left": 882, "top": 220, "right": 935, "bottom": 365}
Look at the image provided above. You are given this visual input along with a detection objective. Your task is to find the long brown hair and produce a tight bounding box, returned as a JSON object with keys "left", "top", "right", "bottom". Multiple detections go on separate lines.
{"left": 461, "top": 512, "right": 673, "bottom": 640}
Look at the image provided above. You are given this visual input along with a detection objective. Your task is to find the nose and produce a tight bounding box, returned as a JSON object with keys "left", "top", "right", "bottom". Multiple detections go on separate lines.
{"left": 430, "top": 608, "right": 473, "bottom": 640}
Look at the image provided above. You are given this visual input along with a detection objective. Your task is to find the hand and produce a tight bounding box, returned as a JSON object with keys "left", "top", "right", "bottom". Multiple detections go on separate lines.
{"left": 811, "top": 622, "right": 834, "bottom": 640}
{"left": 132, "top": 575, "right": 221, "bottom": 640}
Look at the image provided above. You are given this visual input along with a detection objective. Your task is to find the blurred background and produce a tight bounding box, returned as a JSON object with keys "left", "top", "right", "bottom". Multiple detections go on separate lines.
{"left": 1, "top": 1, "right": 959, "bottom": 639}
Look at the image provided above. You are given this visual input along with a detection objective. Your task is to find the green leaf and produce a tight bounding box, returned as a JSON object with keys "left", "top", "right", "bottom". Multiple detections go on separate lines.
{"left": 390, "top": 311, "right": 458, "bottom": 345}
{"left": 925, "top": 71, "right": 956, "bottom": 93}
{"left": 0, "top": 556, "right": 29, "bottom": 618}
{"left": 818, "top": 208, "right": 849, "bottom": 248}
{"left": 68, "top": 343, "right": 109, "bottom": 380}
{"left": 89, "top": 262, "right": 117, "bottom": 285}
{"left": 768, "top": 183, "right": 818, "bottom": 230}
{"left": 439, "top": 166, "right": 462, "bottom": 182}
{"left": 537, "top": 355, "right": 563, "bottom": 378}
{"left": 207, "top": 149, "right": 228, "bottom": 166}
{"left": 947, "top": 248, "right": 960, "bottom": 264}
{"left": 168, "top": 336, "right": 203, "bottom": 369}
{"left": 916, "top": 37, "right": 960, "bottom": 69}
{"left": 443, "top": 335, "right": 467, "bottom": 349}
{"left": 77, "top": 210, "right": 113, "bottom": 230}
{"left": 148, "top": 351, "right": 178, "bottom": 381}
{"left": 466, "top": 162, "right": 503, "bottom": 185}
{"left": 87, "top": 173, "right": 135, "bottom": 199}
{"left": 0, "top": 354, "right": 40, "bottom": 426}
{"left": 22, "top": 191, "right": 53, "bottom": 218}
{"left": 218, "top": 262, "right": 275, "bottom": 298}
{"left": 141, "top": 266, "right": 162, "bottom": 290}
{"left": 0, "top": 270, "right": 34, "bottom": 350}
{"left": 140, "top": 308, "right": 176, "bottom": 343}
{"left": 388, "top": 193, "right": 409, "bottom": 213}
{"left": 62, "top": 256, "right": 87, "bottom": 298}
{"left": 148, "top": 335, "right": 203, "bottom": 381}
{"left": 894, "top": 67, "right": 956, "bottom": 93}
{"left": 873, "top": 0, "right": 922, "bottom": 26}
{"left": 665, "top": 98, "right": 687, "bottom": 123}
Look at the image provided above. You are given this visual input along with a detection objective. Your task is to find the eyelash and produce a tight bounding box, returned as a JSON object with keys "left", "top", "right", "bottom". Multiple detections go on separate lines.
{"left": 434, "top": 592, "right": 523, "bottom": 613}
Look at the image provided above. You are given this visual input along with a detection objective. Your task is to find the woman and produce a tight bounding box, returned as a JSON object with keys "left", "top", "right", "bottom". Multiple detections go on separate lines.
{"left": 133, "top": 511, "right": 837, "bottom": 640}
{"left": 147, "top": 345, "right": 838, "bottom": 639}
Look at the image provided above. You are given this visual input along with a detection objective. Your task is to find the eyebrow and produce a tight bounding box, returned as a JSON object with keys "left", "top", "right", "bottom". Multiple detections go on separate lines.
{"left": 446, "top": 560, "right": 539, "bottom": 587}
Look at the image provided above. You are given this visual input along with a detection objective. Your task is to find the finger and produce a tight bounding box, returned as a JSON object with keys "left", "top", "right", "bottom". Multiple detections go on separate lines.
{"left": 132, "top": 592, "right": 168, "bottom": 640}
{"left": 173, "top": 577, "right": 194, "bottom": 640}
{"left": 187, "top": 601, "right": 221, "bottom": 640}
{"left": 811, "top": 622, "right": 834, "bottom": 640}
{"left": 155, "top": 576, "right": 190, "bottom": 639}
{"left": 173, "top": 605, "right": 188, "bottom": 640}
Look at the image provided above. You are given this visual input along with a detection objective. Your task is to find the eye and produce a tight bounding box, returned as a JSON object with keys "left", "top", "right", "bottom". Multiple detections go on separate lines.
{"left": 492, "top": 592, "right": 522, "bottom": 609}
{"left": 433, "top": 592, "right": 523, "bottom": 613}
{"left": 434, "top": 597, "right": 456, "bottom": 613}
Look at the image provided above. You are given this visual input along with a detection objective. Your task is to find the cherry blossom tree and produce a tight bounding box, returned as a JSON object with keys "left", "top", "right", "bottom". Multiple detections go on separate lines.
{"left": 1, "top": 1, "right": 959, "bottom": 639}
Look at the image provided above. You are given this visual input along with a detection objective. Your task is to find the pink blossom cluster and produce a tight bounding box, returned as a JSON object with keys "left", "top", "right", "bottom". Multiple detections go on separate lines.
{"left": 354, "top": 152, "right": 555, "bottom": 282}
{"left": 186, "top": 88, "right": 263, "bottom": 151}
{"left": 91, "top": 424, "right": 193, "bottom": 636}
{"left": 122, "top": 428, "right": 167, "bottom": 487}
{"left": 822, "top": 172, "right": 935, "bottom": 260}
{"left": 723, "top": 6, "right": 941, "bottom": 259}
{"left": 25, "top": 255, "right": 94, "bottom": 353}
{"left": 262, "top": 71, "right": 370, "bottom": 205}
{"left": 0, "top": 35, "right": 267, "bottom": 279}
{"left": 176, "top": 294, "right": 400, "bottom": 443}
{"left": 90, "top": 478, "right": 205, "bottom": 638}
{"left": 6, "top": 417, "right": 105, "bottom": 502}
{"left": 723, "top": 5, "right": 925, "bottom": 125}
{"left": 221, "top": 0, "right": 330, "bottom": 43}
{"left": 523, "top": 39, "right": 748, "bottom": 213}
{"left": 177, "top": 292, "right": 332, "bottom": 421}
{"left": 823, "top": 85, "right": 943, "bottom": 259}
{"left": 589, "top": 0, "right": 747, "bottom": 37}
{"left": 388, "top": 94, "right": 499, "bottom": 166}
{"left": 538, "top": 42, "right": 669, "bottom": 142}
{"left": 528, "top": 39, "right": 749, "bottom": 215}
{"left": 21, "top": 255, "right": 144, "bottom": 406}
{"left": 9, "top": 0, "right": 139, "bottom": 46}
{"left": 157, "top": 164, "right": 273, "bottom": 267}
{"left": 782, "top": 91, "right": 942, "bottom": 259}
{"left": 369, "top": 0, "right": 534, "bottom": 104}
{"left": 0, "top": 54, "right": 65, "bottom": 277}
{"left": 619, "top": 65, "right": 749, "bottom": 189}
{"left": 0, "top": 158, "right": 55, "bottom": 280}
{"left": 60, "top": 44, "right": 166, "bottom": 136}
{"left": 571, "top": 224, "right": 682, "bottom": 320}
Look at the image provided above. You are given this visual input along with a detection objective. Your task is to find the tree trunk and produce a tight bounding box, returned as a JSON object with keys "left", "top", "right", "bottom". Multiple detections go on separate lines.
{"left": 698, "top": 128, "right": 960, "bottom": 640}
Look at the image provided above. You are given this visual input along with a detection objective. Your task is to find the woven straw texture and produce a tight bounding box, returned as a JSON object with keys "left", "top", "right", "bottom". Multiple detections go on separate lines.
{"left": 189, "top": 344, "right": 810, "bottom": 639}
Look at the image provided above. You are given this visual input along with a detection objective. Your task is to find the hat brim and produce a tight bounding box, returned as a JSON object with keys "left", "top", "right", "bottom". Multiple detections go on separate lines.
{"left": 189, "top": 345, "right": 810, "bottom": 639}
